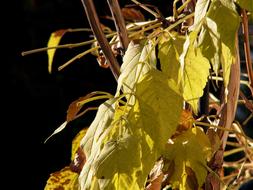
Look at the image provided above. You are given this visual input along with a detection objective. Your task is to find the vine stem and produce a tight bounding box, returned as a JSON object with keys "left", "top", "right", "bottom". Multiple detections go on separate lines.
{"left": 241, "top": 9, "right": 253, "bottom": 95}
{"left": 80, "top": 0, "right": 120, "bottom": 80}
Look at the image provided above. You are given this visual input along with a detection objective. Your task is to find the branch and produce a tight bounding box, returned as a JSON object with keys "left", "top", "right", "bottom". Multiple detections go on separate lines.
{"left": 80, "top": 0, "right": 120, "bottom": 80}
{"left": 205, "top": 34, "right": 241, "bottom": 190}
{"left": 241, "top": 9, "right": 253, "bottom": 95}
{"left": 107, "top": 0, "right": 129, "bottom": 52}
{"left": 218, "top": 34, "right": 241, "bottom": 149}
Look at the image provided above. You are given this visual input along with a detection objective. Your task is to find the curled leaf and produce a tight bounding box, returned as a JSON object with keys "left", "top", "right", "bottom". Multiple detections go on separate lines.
{"left": 180, "top": 33, "right": 210, "bottom": 114}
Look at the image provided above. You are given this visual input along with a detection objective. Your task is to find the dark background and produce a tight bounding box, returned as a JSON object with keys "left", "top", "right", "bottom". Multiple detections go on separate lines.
{"left": 6, "top": 0, "right": 116, "bottom": 189}
{"left": 4, "top": 0, "right": 253, "bottom": 189}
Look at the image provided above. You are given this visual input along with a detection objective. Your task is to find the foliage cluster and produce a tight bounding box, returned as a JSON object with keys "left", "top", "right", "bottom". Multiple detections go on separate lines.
{"left": 23, "top": 0, "right": 253, "bottom": 189}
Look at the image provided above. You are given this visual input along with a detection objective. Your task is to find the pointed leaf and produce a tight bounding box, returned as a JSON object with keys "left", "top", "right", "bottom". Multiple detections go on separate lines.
{"left": 164, "top": 127, "right": 212, "bottom": 190}
{"left": 180, "top": 33, "right": 210, "bottom": 114}
{"left": 47, "top": 29, "right": 66, "bottom": 73}
{"left": 45, "top": 167, "right": 79, "bottom": 190}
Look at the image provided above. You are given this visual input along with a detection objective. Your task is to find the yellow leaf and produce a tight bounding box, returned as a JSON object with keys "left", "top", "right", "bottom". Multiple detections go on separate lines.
{"left": 80, "top": 69, "right": 183, "bottom": 190}
{"left": 44, "top": 167, "right": 79, "bottom": 190}
{"left": 116, "top": 40, "right": 156, "bottom": 100}
{"left": 192, "top": 0, "right": 211, "bottom": 28}
{"left": 47, "top": 29, "right": 66, "bottom": 73}
{"left": 135, "top": 69, "right": 183, "bottom": 146}
{"left": 180, "top": 33, "right": 210, "bottom": 114}
{"left": 164, "top": 127, "right": 212, "bottom": 190}
{"left": 158, "top": 32, "right": 185, "bottom": 83}
{"left": 79, "top": 99, "right": 116, "bottom": 190}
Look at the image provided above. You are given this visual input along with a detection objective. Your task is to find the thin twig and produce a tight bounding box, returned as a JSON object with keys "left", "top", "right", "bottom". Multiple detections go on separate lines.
{"left": 58, "top": 46, "right": 99, "bottom": 71}
{"left": 22, "top": 39, "right": 99, "bottom": 56}
{"left": 65, "top": 28, "right": 93, "bottom": 32}
{"left": 131, "top": 0, "right": 159, "bottom": 18}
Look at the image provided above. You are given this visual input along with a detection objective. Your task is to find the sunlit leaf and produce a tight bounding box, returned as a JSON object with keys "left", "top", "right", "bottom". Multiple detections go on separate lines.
{"left": 79, "top": 99, "right": 116, "bottom": 190}
{"left": 79, "top": 99, "right": 115, "bottom": 158}
{"left": 235, "top": 0, "right": 253, "bottom": 11}
{"left": 47, "top": 29, "right": 66, "bottom": 73}
{"left": 158, "top": 32, "right": 185, "bottom": 83}
{"left": 207, "top": 0, "right": 240, "bottom": 88}
{"left": 164, "top": 127, "right": 212, "bottom": 190}
{"left": 93, "top": 118, "right": 144, "bottom": 190}
{"left": 87, "top": 101, "right": 156, "bottom": 190}
{"left": 116, "top": 40, "right": 156, "bottom": 99}
{"left": 135, "top": 69, "right": 183, "bottom": 146}
{"left": 45, "top": 167, "right": 79, "bottom": 190}
{"left": 192, "top": 0, "right": 211, "bottom": 29}
{"left": 81, "top": 69, "right": 183, "bottom": 190}
{"left": 180, "top": 33, "right": 210, "bottom": 114}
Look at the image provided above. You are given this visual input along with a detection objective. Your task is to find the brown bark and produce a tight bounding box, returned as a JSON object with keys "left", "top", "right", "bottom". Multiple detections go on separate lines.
{"left": 80, "top": 0, "right": 120, "bottom": 80}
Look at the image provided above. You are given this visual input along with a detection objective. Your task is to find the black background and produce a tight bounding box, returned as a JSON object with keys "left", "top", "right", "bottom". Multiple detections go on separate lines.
{"left": 4, "top": 0, "right": 253, "bottom": 189}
